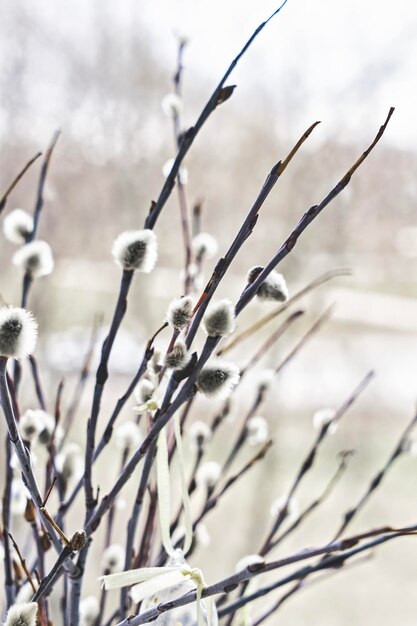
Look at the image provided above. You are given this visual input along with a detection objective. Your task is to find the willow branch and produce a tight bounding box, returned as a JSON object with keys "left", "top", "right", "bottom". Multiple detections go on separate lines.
{"left": 218, "top": 268, "right": 350, "bottom": 356}
{"left": 144, "top": 0, "right": 290, "bottom": 229}
{"left": 0, "top": 152, "right": 42, "bottom": 214}
{"left": 235, "top": 108, "right": 394, "bottom": 316}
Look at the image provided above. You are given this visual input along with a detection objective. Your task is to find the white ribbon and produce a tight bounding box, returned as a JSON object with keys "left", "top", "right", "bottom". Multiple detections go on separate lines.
{"left": 100, "top": 413, "right": 214, "bottom": 625}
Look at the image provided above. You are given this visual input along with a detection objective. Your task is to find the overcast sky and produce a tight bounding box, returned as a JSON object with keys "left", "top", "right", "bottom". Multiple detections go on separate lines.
{"left": 139, "top": 0, "right": 417, "bottom": 150}
{"left": 1, "top": 0, "right": 416, "bottom": 151}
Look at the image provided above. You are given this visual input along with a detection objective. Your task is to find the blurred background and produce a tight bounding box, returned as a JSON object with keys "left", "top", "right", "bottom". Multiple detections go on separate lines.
{"left": 1, "top": 0, "right": 417, "bottom": 624}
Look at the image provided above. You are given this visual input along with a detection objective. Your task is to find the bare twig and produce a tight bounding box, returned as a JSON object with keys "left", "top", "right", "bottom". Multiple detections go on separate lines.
{"left": 259, "top": 371, "right": 374, "bottom": 555}
{"left": 186, "top": 121, "right": 320, "bottom": 347}
{"left": 28, "top": 130, "right": 61, "bottom": 243}
{"left": 8, "top": 533, "right": 37, "bottom": 594}
{"left": 0, "top": 152, "right": 42, "bottom": 214}
{"left": 28, "top": 356, "right": 47, "bottom": 411}
{"left": 268, "top": 450, "right": 354, "bottom": 551}
{"left": 115, "top": 525, "right": 417, "bottom": 625}
{"left": 144, "top": 0, "right": 290, "bottom": 230}
{"left": 60, "top": 315, "right": 102, "bottom": 447}
{"left": 218, "top": 268, "right": 350, "bottom": 356}
{"left": 235, "top": 108, "right": 395, "bottom": 316}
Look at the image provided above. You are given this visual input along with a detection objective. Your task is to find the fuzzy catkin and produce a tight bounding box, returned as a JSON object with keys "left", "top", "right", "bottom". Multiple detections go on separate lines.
{"left": 247, "top": 266, "right": 289, "bottom": 302}
{"left": 56, "top": 443, "right": 83, "bottom": 483}
{"left": 4, "top": 603, "right": 38, "bottom": 626}
{"left": 192, "top": 232, "right": 218, "bottom": 259}
{"left": 202, "top": 299, "right": 235, "bottom": 337}
{"left": 101, "top": 544, "right": 125, "bottom": 573}
{"left": 19, "top": 410, "right": 44, "bottom": 441}
{"left": 112, "top": 230, "right": 157, "bottom": 272}
{"left": 12, "top": 240, "right": 54, "bottom": 278}
{"left": 3, "top": 209, "right": 34, "bottom": 244}
{"left": 187, "top": 420, "right": 212, "bottom": 451}
{"left": 235, "top": 554, "right": 264, "bottom": 573}
{"left": 162, "top": 159, "right": 189, "bottom": 185}
{"left": 312, "top": 408, "right": 338, "bottom": 434}
{"left": 166, "top": 295, "right": 194, "bottom": 331}
{"left": 246, "top": 416, "right": 269, "bottom": 446}
{"left": 115, "top": 421, "right": 141, "bottom": 449}
{"left": 164, "top": 339, "right": 190, "bottom": 370}
{"left": 161, "top": 93, "right": 183, "bottom": 117}
{"left": 196, "top": 461, "right": 221, "bottom": 489}
{"left": 196, "top": 359, "right": 240, "bottom": 399}
{"left": 79, "top": 597, "right": 100, "bottom": 626}
{"left": 134, "top": 379, "right": 155, "bottom": 404}
{"left": 0, "top": 306, "right": 38, "bottom": 358}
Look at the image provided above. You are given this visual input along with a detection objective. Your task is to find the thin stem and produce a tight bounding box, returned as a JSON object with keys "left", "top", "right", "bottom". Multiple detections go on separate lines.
{"left": 28, "top": 130, "right": 61, "bottom": 243}
{"left": 114, "top": 525, "right": 417, "bottom": 625}
{"left": 59, "top": 346, "right": 151, "bottom": 520}
{"left": 2, "top": 437, "right": 15, "bottom": 607}
{"left": 0, "top": 151, "right": 42, "bottom": 214}
{"left": 119, "top": 442, "right": 157, "bottom": 619}
{"left": 234, "top": 109, "right": 395, "bottom": 317}
{"left": 60, "top": 315, "right": 102, "bottom": 447}
{"left": 0, "top": 357, "right": 78, "bottom": 574}
{"left": 218, "top": 268, "right": 350, "bottom": 356}
{"left": 186, "top": 121, "right": 320, "bottom": 347}
{"left": 28, "top": 356, "right": 47, "bottom": 410}
{"left": 84, "top": 269, "right": 134, "bottom": 515}
{"left": 144, "top": 0, "right": 290, "bottom": 230}
{"left": 259, "top": 371, "right": 374, "bottom": 555}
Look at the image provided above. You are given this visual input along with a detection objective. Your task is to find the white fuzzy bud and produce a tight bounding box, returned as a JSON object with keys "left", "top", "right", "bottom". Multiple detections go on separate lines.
{"left": 195, "top": 523, "right": 211, "bottom": 548}
{"left": 161, "top": 93, "right": 183, "bottom": 117}
{"left": 13, "top": 240, "right": 54, "bottom": 278}
{"left": 11, "top": 449, "right": 37, "bottom": 476}
{"left": 256, "top": 369, "right": 275, "bottom": 394}
{"left": 10, "top": 480, "right": 30, "bottom": 516}
{"left": 235, "top": 554, "right": 264, "bottom": 573}
{"left": 166, "top": 295, "right": 194, "bottom": 331}
{"left": 187, "top": 420, "right": 212, "bottom": 451}
{"left": 56, "top": 443, "right": 83, "bottom": 483}
{"left": 0, "top": 306, "right": 37, "bottom": 358}
{"left": 192, "top": 232, "right": 218, "bottom": 260}
{"left": 196, "top": 461, "right": 221, "bottom": 489}
{"left": 4, "top": 603, "right": 38, "bottom": 626}
{"left": 147, "top": 348, "right": 163, "bottom": 377}
{"left": 115, "top": 497, "right": 127, "bottom": 510}
{"left": 134, "top": 378, "right": 155, "bottom": 404}
{"left": 312, "top": 408, "right": 337, "bottom": 434}
{"left": 3, "top": 209, "right": 34, "bottom": 244}
{"left": 196, "top": 359, "right": 240, "bottom": 399}
{"left": 114, "top": 421, "right": 141, "bottom": 450}
{"left": 247, "top": 266, "right": 289, "bottom": 302}
{"left": 164, "top": 339, "right": 191, "bottom": 371}
{"left": 34, "top": 410, "right": 63, "bottom": 446}
{"left": 112, "top": 229, "right": 157, "bottom": 272}
{"left": 402, "top": 437, "right": 417, "bottom": 457}
{"left": 270, "top": 495, "right": 299, "bottom": 520}
{"left": 15, "top": 583, "right": 34, "bottom": 606}
{"left": 246, "top": 416, "right": 269, "bottom": 446}
{"left": 101, "top": 544, "right": 125, "bottom": 573}
{"left": 79, "top": 596, "right": 100, "bottom": 626}
{"left": 202, "top": 299, "right": 235, "bottom": 337}
{"left": 162, "top": 159, "right": 188, "bottom": 185}
{"left": 19, "top": 409, "right": 44, "bottom": 441}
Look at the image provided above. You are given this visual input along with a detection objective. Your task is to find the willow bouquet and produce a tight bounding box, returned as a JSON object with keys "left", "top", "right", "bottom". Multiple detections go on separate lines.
{"left": 0, "top": 4, "right": 415, "bottom": 626}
